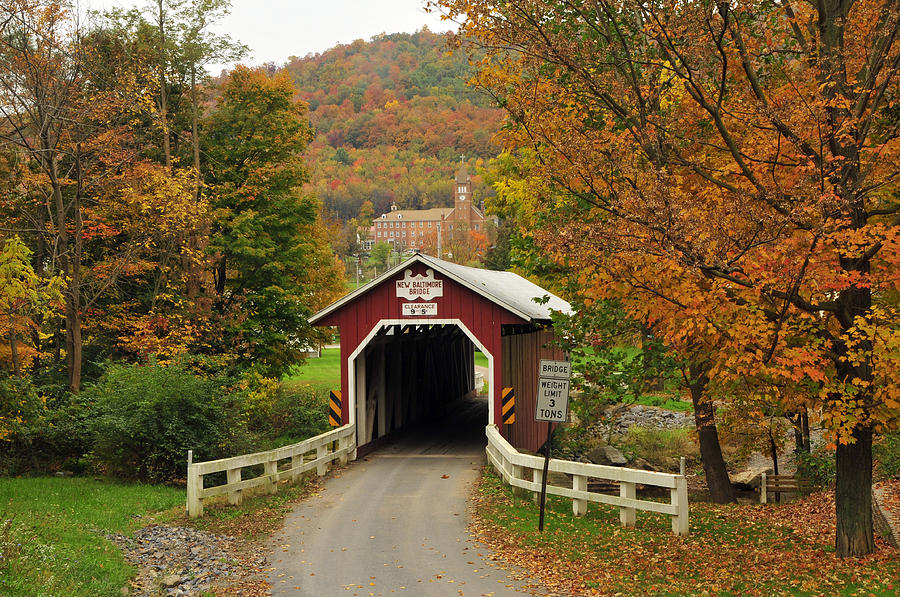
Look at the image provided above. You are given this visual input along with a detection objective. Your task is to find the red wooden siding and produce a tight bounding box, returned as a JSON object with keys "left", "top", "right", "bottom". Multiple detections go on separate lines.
{"left": 500, "top": 329, "right": 567, "bottom": 452}
{"left": 315, "top": 261, "right": 528, "bottom": 432}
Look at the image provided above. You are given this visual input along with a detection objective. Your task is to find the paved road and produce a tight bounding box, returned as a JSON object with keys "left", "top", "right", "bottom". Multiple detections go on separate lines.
{"left": 267, "top": 397, "right": 536, "bottom": 597}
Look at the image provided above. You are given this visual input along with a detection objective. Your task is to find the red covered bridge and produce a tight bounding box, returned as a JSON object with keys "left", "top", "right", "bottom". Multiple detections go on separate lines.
{"left": 310, "top": 253, "right": 571, "bottom": 452}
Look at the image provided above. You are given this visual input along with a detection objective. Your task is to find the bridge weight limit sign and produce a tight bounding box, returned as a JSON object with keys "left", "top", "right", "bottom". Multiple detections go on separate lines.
{"left": 535, "top": 360, "right": 571, "bottom": 422}
{"left": 535, "top": 359, "right": 571, "bottom": 532}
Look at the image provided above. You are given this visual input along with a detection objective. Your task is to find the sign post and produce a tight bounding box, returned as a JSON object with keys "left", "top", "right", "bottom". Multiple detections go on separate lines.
{"left": 535, "top": 360, "right": 571, "bottom": 532}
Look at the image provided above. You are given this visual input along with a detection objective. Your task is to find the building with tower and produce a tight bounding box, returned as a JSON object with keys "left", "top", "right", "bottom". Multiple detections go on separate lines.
{"left": 365, "top": 163, "right": 495, "bottom": 259}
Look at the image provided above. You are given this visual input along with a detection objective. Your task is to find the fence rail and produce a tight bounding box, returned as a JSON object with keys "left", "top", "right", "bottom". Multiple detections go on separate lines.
{"left": 485, "top": 425, "right": 689, "bottom": 535}
{"left": 187, "top": 424, "right": 356, "bottom": 517}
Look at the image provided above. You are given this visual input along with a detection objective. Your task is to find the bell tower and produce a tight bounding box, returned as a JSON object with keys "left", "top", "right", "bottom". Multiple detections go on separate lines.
{"left": 454, "top": 160, "right": 472, "bottom": 230}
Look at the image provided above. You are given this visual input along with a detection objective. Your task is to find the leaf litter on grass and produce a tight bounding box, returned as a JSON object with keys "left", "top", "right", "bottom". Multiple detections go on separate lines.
{"left": 469, "top": 468, "right": 899, "bottom": 596}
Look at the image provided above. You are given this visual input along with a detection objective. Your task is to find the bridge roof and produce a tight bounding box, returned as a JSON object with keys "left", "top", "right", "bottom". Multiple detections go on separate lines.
{"left": 310, "top": 252, "right": 571, "bottom": 325}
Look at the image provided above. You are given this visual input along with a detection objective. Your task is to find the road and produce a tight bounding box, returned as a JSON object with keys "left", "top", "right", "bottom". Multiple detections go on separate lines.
{"left": 266, "top": 397, "right": 537, "bottom": 597}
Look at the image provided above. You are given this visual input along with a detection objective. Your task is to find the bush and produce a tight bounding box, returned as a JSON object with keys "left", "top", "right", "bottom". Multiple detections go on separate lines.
{"left": 875, "top": 431, "right": 900, "bottom": 479}
{"left": 87, "top": 361, "right": 234, "bottom": 483}
{"left": 795, "top": 444, "right": 836, "bottom": 489}
{"left": 267, "top": 385, "right": 331, "bottom": 445}
{"left": 0, "top": 376, "right": 45, "bottom": 443}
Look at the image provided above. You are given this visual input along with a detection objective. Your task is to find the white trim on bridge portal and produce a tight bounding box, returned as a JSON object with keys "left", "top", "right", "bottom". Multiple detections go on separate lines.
{"left": 346, "top": 318, "right": 495, "bottom": 445}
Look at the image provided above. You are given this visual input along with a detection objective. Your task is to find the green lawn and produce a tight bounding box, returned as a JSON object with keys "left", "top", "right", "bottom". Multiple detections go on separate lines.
{"left": 283, "top": 347, "right": 342, "bottom": 392}
{"left": 284, "top": 348, "right": 490, "bottom": 393}
{"left": 0, "top": 477, "right": 183, "bottom": 597}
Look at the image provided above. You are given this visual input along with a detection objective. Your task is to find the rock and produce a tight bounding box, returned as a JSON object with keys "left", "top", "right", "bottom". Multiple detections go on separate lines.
{"left": 588, "top": 445, "right": 627, "bottom": 466}
{"left": 730, "top": 467, "right": 773, "bottom": 488}
{"left": 161, "top": 575, "right": 182, "bottom": 588}
{"left": 107, "top": 525, "right": 246, "bottom": 597}
{"left": 632, "top": 457, "right": 655, "bottom": 471}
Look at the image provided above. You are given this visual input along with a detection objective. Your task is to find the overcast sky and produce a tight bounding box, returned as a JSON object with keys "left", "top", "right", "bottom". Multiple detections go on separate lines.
{"left": 88, "top": 0, "right": 457, "bottom": 72}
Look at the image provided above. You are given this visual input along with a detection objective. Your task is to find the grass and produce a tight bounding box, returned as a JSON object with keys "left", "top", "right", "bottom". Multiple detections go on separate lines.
{"left": 473, "top": 468, "right": 900, "bottom": 596}
{"left": 620, "top": 426, "right": 698, "bottom": 467}
{"left": 283, "top": 347, "right": 341, "bottom": 392}
{"left": 183, "top": 477, "right": 323, "bottom": 542}
{"left": 632, "top": 392, "right": 693, "bottom": 412}
{"left": 0, "top": 477, "right": 183, "bottom": 597}
{"left": 284, "top": 347, "right": 490, "bottom": 393}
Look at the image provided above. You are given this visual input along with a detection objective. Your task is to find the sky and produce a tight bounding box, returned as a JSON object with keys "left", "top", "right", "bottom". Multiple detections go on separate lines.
{"left": 89, "top": 0, "right": 457, "bottom": 72}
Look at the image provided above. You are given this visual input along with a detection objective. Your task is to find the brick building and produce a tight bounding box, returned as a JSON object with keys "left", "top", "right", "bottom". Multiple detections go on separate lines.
{"left": 365, "top": 164, "right": 494, "bottom": 256}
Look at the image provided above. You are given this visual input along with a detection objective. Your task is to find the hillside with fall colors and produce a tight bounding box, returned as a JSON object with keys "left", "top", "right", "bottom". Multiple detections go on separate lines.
{"left": 284, "top": 28, "right": 504, "bottom": 223}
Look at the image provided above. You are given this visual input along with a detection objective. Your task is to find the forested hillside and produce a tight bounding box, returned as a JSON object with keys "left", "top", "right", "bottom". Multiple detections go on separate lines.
{"left": 284, "top": 29, "right": 504, "bottom": 222}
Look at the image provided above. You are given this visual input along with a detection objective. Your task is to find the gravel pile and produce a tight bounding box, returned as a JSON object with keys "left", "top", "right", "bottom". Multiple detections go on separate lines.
{"left": 584, "top": 404, "right": 693, "bottom": 439}
{"left": 108, "top": 525, "right": 254, "bottom": 596}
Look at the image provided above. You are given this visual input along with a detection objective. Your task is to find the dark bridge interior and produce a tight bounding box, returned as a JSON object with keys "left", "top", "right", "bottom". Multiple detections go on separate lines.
{"left": 355, "top": 323, "right": 486, "bottom": 454}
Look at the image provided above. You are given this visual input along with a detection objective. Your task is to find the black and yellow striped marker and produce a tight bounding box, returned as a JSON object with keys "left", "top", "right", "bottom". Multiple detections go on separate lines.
{"left": 501, "top": 387, "right": 515, "bottom": 424}
{"left": 329, "top": 390, "right": 342, "bottom": 427}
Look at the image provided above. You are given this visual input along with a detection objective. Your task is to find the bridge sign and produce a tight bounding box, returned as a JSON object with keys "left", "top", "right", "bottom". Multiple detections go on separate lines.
{"left": 539, "top": 359, "right": 571, "bottom": 379}
{"left": 535, "top": 359, "right": 571, "bottom": 423}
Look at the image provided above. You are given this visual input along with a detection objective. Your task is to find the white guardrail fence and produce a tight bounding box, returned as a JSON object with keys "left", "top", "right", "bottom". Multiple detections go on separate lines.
{"left": 485, "top": 425, "right": 689, "bottom": 535}
{"left": 187, "top": 424, "right": 356, "bottom": 517}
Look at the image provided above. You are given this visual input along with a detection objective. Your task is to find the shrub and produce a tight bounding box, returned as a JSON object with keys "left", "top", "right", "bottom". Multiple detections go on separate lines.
{"left": 795, "top": 444, "right": 836, "bottom": 489}
{"left": 268, "top": 385, "right": 330, "bottom": 444}
{"left": 87, "top": 361, "right": 233, "bottom": 483}
{"left": 0, "top": 376, "right": 45, "bottom": 443}
{"left": 875, "top": 431, "right": 900, "bottom": 479}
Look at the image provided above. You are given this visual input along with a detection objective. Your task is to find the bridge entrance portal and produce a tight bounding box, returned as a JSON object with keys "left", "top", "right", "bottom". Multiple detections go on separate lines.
{"left": 309, "top": 253, "right": 570, "bottom": 453}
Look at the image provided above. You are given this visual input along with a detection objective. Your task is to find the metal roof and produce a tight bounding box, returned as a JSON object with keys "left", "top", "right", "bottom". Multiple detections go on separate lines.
{"left": 310, "top": 252, "right": 572, "bottom": 324}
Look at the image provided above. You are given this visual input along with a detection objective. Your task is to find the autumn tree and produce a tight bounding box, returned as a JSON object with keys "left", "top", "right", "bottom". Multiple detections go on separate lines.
{"left": 203, "top": 66, "right": 344, "bottom": 376}
{"left": 0, "top": 1, "right": 222, "bottom": 388}
{"left": 0, "top": 237, "right": 62, "bottom": 376}
{"left": 439, "top": 0, "right": 900, "bottom": 555}
{"left": 0, "top": 1, "right": 100, "bottom": 391}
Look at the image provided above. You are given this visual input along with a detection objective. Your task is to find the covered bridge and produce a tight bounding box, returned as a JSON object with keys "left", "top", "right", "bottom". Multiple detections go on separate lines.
{"left": 309, "top": 253, "right": 571, "bottom": 452}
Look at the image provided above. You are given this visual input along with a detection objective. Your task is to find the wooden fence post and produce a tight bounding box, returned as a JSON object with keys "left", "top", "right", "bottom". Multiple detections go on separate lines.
{"left": 338, "top": 435, "right": 349, "bottom": 466}
{"left": 264, "top": 457, "right": 278, "bottom": 494}
{"left": 509, "top": 463, "right": 523, "bottom": 496}
{"left": 317, "top": 445, "right": 329, "bottom": 476}
{"left": 532, "top": 468, "right": 542, "bottom": 504}
{"left": 227, "top": 468, "right": 242, "bottom": 505}
{"left": 760, "top": 472, "right": 768, "bottom": 504}
{"left": 187, "top": 450, "right": 203, "bottom": 518}
{"left": 672, "top": 475, "right": 689, "bottom": 535}
{"left": 572, "top": 474, "right": 587, "bottom": 516}
{"left": 620, "top": 481, "right": 636, "bottom": 528}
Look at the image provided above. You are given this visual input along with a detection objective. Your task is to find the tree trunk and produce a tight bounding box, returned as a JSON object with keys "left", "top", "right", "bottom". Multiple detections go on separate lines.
{"left": 215, "top": 257, "right": 226, "bottom": 295}
{"left": 791, "top": 409, "right": 811, "bottom": 454}
{"left": 191, "top": 63, "right": 200, "bottom": 191}
{"left": 9, "top": 332, "right": 21, "bottom": 376}
{"left": 48, "top": 154, "right": 82, "bottom": 394}
{"left": 792, "top": 414, "right": 805, "bottom": 455}
{"left": 802, "top": 411, "right": 810, "bottom": 453}
{"left": 65, "top": 300, "right": 82, "bottom": 392}
{"left": 67, "top": 148, "right": 85, "bottom": 393}
{"left": 835, "top": 425, "right": 874, "bottom": 557}
{"left": 769, "top": 431, "right": 779, "bottom": 476}
{"left": 158, "top": 0, "right": 171, "bottom": 169}
{"left": 689, "top": 365, "right": 736, "bottom": 504}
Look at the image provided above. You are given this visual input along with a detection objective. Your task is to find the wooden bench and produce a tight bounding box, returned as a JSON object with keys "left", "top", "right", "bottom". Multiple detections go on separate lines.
{"left": 760, "top": 473, "right": 811, "bottom": 503}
